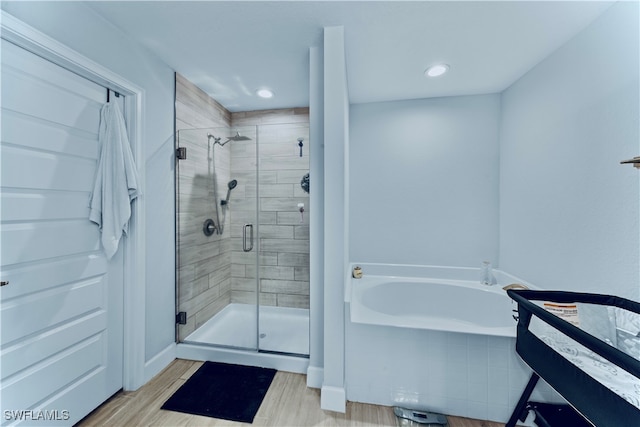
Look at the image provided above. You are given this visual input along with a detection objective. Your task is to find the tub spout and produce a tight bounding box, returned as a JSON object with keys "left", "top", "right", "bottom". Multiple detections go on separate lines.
{"left": 480, "top": 261, "right": 495, "bottom": 285}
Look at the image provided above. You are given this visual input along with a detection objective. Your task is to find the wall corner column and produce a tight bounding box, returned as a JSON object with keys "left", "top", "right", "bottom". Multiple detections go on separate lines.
{"left": 320, "top": 25, "right": 349, "bottom": 413}
{"left": 307, "top": 44, "right": 326, "bottom": 389}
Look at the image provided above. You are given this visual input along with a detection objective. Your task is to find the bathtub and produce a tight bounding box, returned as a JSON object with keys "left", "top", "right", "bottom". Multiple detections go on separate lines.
{"left": 350, "top": 276, "right": 517, "bottom": 337}
{"left": 344, "top": 263, "right": 555, "bottom": 424}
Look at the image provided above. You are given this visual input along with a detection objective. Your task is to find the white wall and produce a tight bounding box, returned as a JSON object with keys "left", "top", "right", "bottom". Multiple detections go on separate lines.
{"left": 499, "top": 1, "right": 639, "bottom": 299}
{"left": 308, "top": 45, "right": 325, "bottom": 388}
{"left": 2, "top": 2, "right": 177, "bottom": 363}
{"left": 349, "top": 95, "right": 501, "bottom": 268}
{"left": 321, "top": 26, "right": 349, "bottom": 412}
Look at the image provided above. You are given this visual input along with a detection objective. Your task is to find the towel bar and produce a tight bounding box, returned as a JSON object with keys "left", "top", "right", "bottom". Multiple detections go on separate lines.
{"left": 620, "top": 156, "right": 640, "bottom": 168}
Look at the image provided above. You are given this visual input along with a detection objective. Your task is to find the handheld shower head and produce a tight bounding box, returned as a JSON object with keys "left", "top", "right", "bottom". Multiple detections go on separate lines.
{"left": 221, "top": 179, "right": 238, "bottom": 206}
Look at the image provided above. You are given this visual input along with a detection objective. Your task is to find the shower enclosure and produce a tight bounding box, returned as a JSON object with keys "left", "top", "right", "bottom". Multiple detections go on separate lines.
{"left": 175, "top": 124, "right": 310, "bottom": 357}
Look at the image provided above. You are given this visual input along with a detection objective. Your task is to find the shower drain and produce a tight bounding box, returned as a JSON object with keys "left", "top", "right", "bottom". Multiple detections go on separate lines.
{"left": 259, "top": 333, "right": 266, "bottom": 339}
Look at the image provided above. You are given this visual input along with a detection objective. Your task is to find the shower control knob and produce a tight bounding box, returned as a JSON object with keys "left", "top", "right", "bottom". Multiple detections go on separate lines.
{"left": 203, "top": 219, "right": 217, "bottom": 236}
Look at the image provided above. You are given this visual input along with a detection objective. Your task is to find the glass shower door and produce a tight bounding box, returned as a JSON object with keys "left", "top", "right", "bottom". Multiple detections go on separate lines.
{"left": 255, "top": 123, "right": 311, "bottom": 356}
{"left": 175, "top": 126, "right": 258, "bottom": 350}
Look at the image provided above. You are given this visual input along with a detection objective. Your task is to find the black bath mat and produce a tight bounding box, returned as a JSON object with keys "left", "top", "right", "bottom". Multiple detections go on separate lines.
{"left": 161, "top": 361, "right": 276, "bottom": 423}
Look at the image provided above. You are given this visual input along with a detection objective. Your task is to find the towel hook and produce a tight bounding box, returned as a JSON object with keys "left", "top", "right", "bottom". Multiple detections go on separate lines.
{"left": 106, "top": 89, "right": 121, "bottom": 102}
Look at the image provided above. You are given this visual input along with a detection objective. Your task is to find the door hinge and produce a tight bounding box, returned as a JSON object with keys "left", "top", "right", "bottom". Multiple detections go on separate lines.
{"left": 176, "top": 147, "right": 187, "bottom": 160}
{"left": 176, "top": 311, "right": 187, "bottom": 325}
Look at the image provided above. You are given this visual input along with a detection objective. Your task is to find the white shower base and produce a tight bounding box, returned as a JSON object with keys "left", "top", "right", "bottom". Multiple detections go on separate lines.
{"left": 185, "top": 303, "right": 309, "bottom": 356}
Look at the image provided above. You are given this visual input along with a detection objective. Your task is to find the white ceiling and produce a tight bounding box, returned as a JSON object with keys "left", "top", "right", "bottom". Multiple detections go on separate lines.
{"left": 87, "top": 1, "right": 614, "bottom": 112}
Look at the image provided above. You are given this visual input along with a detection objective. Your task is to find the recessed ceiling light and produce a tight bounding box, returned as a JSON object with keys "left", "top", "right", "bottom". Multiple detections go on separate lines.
{"left": 424, "top": 64, "right": 450, "bottom": 78}
{"left": 256, "top": 88, "right": 274, "bottom": 98}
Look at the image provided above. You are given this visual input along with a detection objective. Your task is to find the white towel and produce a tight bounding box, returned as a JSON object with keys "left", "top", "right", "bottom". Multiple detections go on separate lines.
{"left": 89, "top": 100, "right": 140, "bottom": 260}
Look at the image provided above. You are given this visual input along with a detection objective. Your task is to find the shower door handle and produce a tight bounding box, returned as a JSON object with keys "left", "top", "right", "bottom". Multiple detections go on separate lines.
{"left": 243, "top": 223, "right": 254, "bottom": 252}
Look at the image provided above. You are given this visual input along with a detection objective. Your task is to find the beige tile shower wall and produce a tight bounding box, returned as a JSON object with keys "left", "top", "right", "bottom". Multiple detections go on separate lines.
{"left": 230, "top": 109, "right": 310, "bottom": 309}
{"left": 175, "top": 73, "right": 233, "bottom": 340}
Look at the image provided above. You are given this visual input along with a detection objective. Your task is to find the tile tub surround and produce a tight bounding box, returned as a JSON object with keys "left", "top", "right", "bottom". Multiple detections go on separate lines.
{"left": 345, "top": 321, "right": 561, "bottom": 424}
{"left": 230, "top": 109, "right": 310, "bottom": 309}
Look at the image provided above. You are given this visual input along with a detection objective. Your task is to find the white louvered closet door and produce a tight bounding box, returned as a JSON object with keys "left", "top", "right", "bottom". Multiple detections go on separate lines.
{"left": 0, "top": 39, "right": 124, "bottom": 425}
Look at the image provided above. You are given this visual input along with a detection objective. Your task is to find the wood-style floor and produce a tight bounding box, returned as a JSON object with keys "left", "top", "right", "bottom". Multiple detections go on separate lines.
{"left": 79, "top": 359, "right": 505, "bottom": 427}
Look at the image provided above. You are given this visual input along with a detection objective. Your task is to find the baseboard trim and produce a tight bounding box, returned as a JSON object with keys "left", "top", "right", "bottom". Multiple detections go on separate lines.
{"left": 176, "top": 343, "right": 309, "bottom": 374}
{"left": 144, "top": 343, "right": 176, "bottom": 383}
{"left": 306, "top": 366, "right": 324, "bottom": 389}
{"left": 321, "top": 384, "right": 346, "bottom": 413}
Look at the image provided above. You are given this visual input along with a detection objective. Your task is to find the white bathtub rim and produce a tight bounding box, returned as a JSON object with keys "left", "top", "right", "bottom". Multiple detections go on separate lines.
{"left": 346, "top": 263, "right": 537, "bottom": 337}
{"left": 345, "top": 262, "right": 535, "bottom": 303}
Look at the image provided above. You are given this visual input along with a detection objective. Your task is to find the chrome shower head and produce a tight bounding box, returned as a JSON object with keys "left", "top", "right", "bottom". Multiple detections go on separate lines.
{"left": 211, "top": 131, "right": 252, "bottom": 146}
{"left": 226, "top": 131, "right": 252, "bottom": 142}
